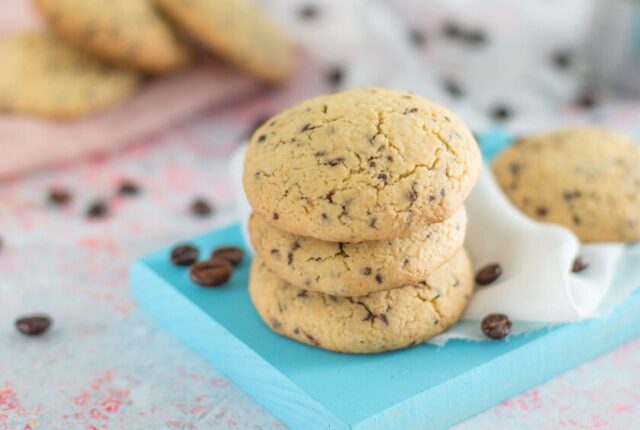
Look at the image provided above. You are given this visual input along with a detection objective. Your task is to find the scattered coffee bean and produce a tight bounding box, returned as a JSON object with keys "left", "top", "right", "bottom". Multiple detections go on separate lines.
{"left": 298, "top": 4, "right": 319, "bottom": 19}
{"left": 117, "top": 180, "right": 140, "bottom": 196}
{"left": 408, "top": 28, "right": 427, "bottom": 47}
{"left": 171, "top": 244, "right": 199, "bottom": 266}
{"left": 211, "top": 246, "right": 244, "bottom": 266}
{"left": 326, "top": 66, "right": 344, "bottom": 87}
{"left": 15, "top": 314, "right": 52, "bottom": 336}
{"left": 572, "top": 256, "right": 589, "bottom": 273}
{"left": 475, "top": 263, "right": 502, "bottom": 286}
{"left": 191, "top": 198, "right": 214, "bottom": 217}
{"left": 481, "top": 313, "right": 511, "bottom": 340}
{"left": 86, "top": 200, "right": 109, "bottom": 219}
{"left": 190, "top": 259, "right": 233, "bottom": 287}
{"left": 48, "top": 187, "right": 72, "bottom": 206}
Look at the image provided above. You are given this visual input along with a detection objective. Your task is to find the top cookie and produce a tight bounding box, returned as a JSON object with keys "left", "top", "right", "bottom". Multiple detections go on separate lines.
{"left": 0, "top": 32, "right": 140, "bottom": 119}
{"left": 155, "top": 0, "right": 293, "bottom": 83}
{"left": 35, "top": 0, "right": 190, "bottom": 73}
{"left": 493, "top": 127, "right": 640, "bottom": 243}
{"left": 243, "top": 88, "right": 481, "bottom": 242}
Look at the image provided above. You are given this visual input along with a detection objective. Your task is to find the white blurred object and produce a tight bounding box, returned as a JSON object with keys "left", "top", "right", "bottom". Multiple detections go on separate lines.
{"left": 230, "top": 145, "right": 640, "bottom": 343}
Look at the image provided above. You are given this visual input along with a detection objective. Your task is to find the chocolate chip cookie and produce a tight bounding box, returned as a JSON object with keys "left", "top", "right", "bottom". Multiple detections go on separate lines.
{"left": 243, "top": 88, "right": 481, "bottom": 242}
{"left": 493, "top": 127, "right": 640, "bottom": 242}
{"left": 249, "top": 249, "right": 473, "bottom": 353}
{"left": 249, "top": 207, "right": 467, "bottom": 296}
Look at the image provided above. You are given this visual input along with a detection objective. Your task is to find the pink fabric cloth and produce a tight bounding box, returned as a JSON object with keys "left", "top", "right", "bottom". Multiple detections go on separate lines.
{"left": 0, "top": 0, "right": 260, "bottom": 179}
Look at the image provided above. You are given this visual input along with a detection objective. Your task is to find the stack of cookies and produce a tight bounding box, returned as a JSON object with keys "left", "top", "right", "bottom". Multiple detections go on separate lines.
{"left": 243, "top": 88, "right": 482, "bottom": 353}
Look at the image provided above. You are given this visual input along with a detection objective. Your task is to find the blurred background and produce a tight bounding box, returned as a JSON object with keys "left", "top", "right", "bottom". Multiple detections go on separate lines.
{"left": 2, "top": 0, "right": 640, "bottom": 429}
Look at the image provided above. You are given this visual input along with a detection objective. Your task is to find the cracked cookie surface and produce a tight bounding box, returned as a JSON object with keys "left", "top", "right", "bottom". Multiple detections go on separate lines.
{"left": 0, "top": 32, "right": 140, "bottom": 119}
{"left": 249, "top": 207, "right": 467, "bottom": 296}
{"left": 493, "top": 127, "right": 640, "bottom": 243}
{"left": 243, "top": 88, "right": 481, "bottom": 242}
{"left": 249, "top": 249, "right": 473, "bottom": 353}
{"left": 35, "top": 0, "right": 190, "bottom": 73}
{"left": 156, "top": 0, "right": 292, "bottom": 83}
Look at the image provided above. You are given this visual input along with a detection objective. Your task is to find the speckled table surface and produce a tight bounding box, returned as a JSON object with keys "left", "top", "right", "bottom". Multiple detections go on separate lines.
{"left": 3, "top": 0, "right": 640, "bottom": 428}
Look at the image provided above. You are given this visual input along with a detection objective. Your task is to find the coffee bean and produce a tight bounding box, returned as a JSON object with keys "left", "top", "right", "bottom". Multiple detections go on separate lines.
{"left": 117, "top": 180, "right": 140, "bottom": 196}
{"left": 86, "top": 200, "right": 109, "bottom": 219}
{"left": 190, "top": 259, "right": 233, "bottom": 287}
{"left": 475, "top": 263, "right": 502, "bottom": 286}
{"left": 481, "top": 313, "right": 511, "bottom": 339}
{"left": 572, "top": 256, "right": 589, "bottom": 273}
{"left": 48, "top": 187, "right": 72, "bottom": 206}
{"left": 191, "top": 198, "right": 213, "bottom": 217}
{"left": 171, "top": 244, "right": 199, "bottom": 266}
{"left": 15, "top": 314, "right": 52, "bottom": 336}
{"left": 576, "top": 91, "right": 597, "bottom": 109}
{"left": 211, "top": 246, "right": 244, "bottom": 266}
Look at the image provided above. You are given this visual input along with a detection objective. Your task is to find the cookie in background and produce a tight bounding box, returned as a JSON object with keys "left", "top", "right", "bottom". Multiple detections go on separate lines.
{"left": 34, "top": 0, "right": 190, "bottom": 73}
{"left": 0, "top": 32, "right": 140, "bottom": 119}
{"left": 493, "top": 127, "right": 640, "bottom": 243}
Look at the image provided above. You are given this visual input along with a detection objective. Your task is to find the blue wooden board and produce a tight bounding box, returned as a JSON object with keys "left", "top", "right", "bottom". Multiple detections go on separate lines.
{"left": 130, "top": 132, "right": 640, "bottom": 429}
{"left": 130, "top": 223, "right": 640, "bottom": 430}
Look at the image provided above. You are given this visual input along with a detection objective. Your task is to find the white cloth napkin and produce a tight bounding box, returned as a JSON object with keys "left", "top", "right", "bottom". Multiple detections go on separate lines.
{"left": 230, "top": 145, "right": 640, "bottom": 343}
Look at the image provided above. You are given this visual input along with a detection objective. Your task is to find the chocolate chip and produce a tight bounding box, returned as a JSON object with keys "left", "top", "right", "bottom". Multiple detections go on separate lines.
{"left": 257, "top": 134, "right": 267, "bottom": 142}
{"left": 326, "top": 66, "right": 344, "bottom": 87}
{"left": 408, "top": 190, "right": 417, "bottom": 202}
{"left": 211, "top": 246, "right": 244, "bottom": 266}
{"left": 287, "top": 253, "right": 294, "bottom": 266}
{"left": 572, "top": 215, "right": 581, "bottom": 225}
{"left": 442, "top": 78, "right": 464, "bottom": 98}
{"left": 326, "top": 191, "right": 334, "bottom": 203}
{"left": 552, "top": 51, "right": 572, "bottom": 69}
{"left": 475, "top": 263, "right": 502, "bottom": 286}
{"left": 491, "top": 105, "right": 512, "bottom": 121}
{"left": 297, "top": 290, "right": 308, "bottom": 298}
{"left": 301, "top": 123, "right": 315, "bottom": 132}
{"left": 408, "top": 28, "right": 427, "bottom": 47}
{"left": 273, "top": 212, "right": 279, "bottom": 220}
{"left": 509, "top": 163, "right": 521, "bottom": 175}
{"left": 362, "top": 267, "right": 372, "bottom": 276}
{"left": 536, "top": 206, "right": 549, "bottom": 217}
{"left": 171, "top": 244, "right": 199, "bottom": 266}
{"left": 375, "top": 274, "right": 383, "bottom": 284}
{"left": 15, "top": 314, "right": 52, "bottom": 336}
{"left": 327, "top": 157, "right": 344, "bottom": 167}
{"left": 377, "top": 173, "right": 388, "bottom": 184}
{"left": 481, "top": 313, "right": 511, "bottom": 339}
{"left": 48, "top": 187, "right": 72, "bottom": 206}
{"left": 379, "top": 314, "right": 389, "bottom": 325}
{"left": 369, "top": 217, "right": 377, "bottom": 228}
{"left": 86, "top": 200, "right": 109, "bottom": 219}
{"left": 291, "top": 241, "right": 301, "bottom": 251}
{"left": 305, "top": 332, "right": 319, "bottom": 346}
{"left": 191, "top": 198, "right": 213, "bottom": 217}
{"left": 189, "top": 259, "right": 233, "bottom": 287}
{"left": 270, "top": 249, "right": 279, "bottom": 255}
{"left": 572, "top": 256, "right": 589, "bottom": 273}
{"left": 117, "top": 180, "right": 140, "bottom": 196}
{"left": 298, "top": 4, "right": 319, "bottom": 19}
{"left": 404, "top": 107, "right": 418, "bottom": 114}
